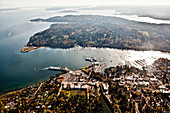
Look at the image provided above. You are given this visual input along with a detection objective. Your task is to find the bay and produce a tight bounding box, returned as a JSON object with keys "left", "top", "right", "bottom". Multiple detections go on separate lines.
{"left": 0, "top": 8, "right": 169, "bottom": 94}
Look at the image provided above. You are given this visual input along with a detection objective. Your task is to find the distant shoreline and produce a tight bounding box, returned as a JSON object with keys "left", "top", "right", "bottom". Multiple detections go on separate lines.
{"left": 138, "top": 15, "right": 170, "bottom": 21}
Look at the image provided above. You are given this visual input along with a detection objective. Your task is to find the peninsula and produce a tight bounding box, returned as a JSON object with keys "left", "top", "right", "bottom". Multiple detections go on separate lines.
{"left": 20, "top": 46, "right": 41, "bottom": 53}
{"left": 21, "top": 15, "right": 170, "bottom": 52}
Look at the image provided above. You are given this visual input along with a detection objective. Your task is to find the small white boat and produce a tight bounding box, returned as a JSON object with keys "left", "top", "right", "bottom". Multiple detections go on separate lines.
{"left": 8, "top": 32, "right": 11, "bottom": 36}
{"left": 85, "top": 57, "right": 93, "bottom": 62}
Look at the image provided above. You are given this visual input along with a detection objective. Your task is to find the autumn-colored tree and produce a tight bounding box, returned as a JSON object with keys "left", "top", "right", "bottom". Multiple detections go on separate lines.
{"left": 0, "top": 101, "right": 5, "bottom": 112}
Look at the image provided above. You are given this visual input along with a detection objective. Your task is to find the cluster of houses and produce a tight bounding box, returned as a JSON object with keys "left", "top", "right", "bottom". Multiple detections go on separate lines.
{"left": 109, "top": 58, "right": 170, "bottom": 112}
{"left": 112, "top": 71, "right": 169, "bottom": 94}
{"left": 62, "top": 82, "right": 96, "bottom": 90}
{"left": 1, "top": 75, "right": 62, "bottom": 112}
{"left": 1, "top": 58, "right": 169, "bottom": 112}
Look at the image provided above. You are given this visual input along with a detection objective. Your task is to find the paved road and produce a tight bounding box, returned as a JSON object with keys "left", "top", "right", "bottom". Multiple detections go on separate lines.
{"left": 31, "top": 82, "right": 44, "bottom": 99}
{"left": 57, "top": 83, "right": 63, "bottom": 97}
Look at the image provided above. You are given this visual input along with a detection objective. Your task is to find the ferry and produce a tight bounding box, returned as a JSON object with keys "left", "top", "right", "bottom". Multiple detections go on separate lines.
{"left": 48, "top": 66, "right": 66, "bottom": 71}
{"left": 85, "top": 57, "right": 97, "bottom": 62}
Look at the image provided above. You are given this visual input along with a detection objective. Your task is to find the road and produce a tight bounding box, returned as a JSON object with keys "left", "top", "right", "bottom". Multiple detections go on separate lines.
{"left": 100, "top": 91, "right": 112, "bottom": 113}
{"left": 31, "top": 82, "right": 44, "bottom": 99}
{"left": 99, "top": 83, "right": 112, "bottom": 113}
{"left": 57, "top": 83, "right": 63, "bottom": 97}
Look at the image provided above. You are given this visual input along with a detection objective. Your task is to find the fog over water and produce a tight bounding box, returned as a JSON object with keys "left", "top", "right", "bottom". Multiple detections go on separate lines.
{"left": 0, "top": 7, "right": 169, "bottom": 94}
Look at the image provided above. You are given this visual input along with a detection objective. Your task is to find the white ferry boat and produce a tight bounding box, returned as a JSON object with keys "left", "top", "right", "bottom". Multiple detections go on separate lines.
{"left": 48, "top": 66, "right": 65, "bottom": 71}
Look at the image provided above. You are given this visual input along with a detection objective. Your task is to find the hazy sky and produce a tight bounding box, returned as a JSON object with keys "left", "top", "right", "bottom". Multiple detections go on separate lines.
{"left": 0, "top": 0, "right": 170, "bottom": 8}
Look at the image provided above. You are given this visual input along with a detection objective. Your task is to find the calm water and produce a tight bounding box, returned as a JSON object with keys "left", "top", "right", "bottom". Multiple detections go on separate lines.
{"left": 0, "top": 8, "right": 169, "bottom": 94}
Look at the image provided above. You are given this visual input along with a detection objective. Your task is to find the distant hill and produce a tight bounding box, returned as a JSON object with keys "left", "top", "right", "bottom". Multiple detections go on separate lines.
{"left": 58, "top": 10, "right": 79, "bottom": 13}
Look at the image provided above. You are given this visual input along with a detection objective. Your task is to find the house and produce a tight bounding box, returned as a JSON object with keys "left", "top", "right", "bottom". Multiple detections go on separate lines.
{"left": 143, "top": 82, "right": 149, "bottom": 86}
{"left": 62, "top": 83, "right": 67, "bottom": 89}
{"left": 102, "top": 83, "right": 108, "bottom": 92}
{"left": 89, "top": 82, "right": 95, "bottom": 86}
{"left": 133, "top": 74, "right": 139, "bottom": 78}
{"left": 70, "top": 84, "right": 74, "bottom": 89}
{"left": 125, "top": 76, "right": 133, "bottom": 81}
{"left": 113, "top": 78, "right": 120, "bottom": 82}
{"left": 75, "top": 84, "right": 81, "bottom": 89}
{"left": 138, "top": 78, "right": 143, "bottom": 81}
{"left": 138, "top": 82, "right": 149, "bottom": 86}
{"left": 159, "top": 85, "right": 166, "bottom": 90}
{"left": 150, "top": 78, "right": 158, "bottom": 82}
{"left": 81, "top": 85, "right": 88, "bottom": 90}
{"left": 131, "top": 82, "right": 138, "bottom": 86}
{"left": 162, "top": 90, "right": 169, "bottom": 94}
{"left": 119, "top": 81, "right": 125, "bottom": 86}
{"left": 79, "top": 79, "right": 86, "bottom": 82}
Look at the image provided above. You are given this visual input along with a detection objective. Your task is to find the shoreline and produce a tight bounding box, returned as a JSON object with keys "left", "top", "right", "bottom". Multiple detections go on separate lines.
{"left": 0, "top": 68, "right": 76, "bottom": 97}
{"left": 20, "top": 45, "right": 170, "bottom": 53}
{"left": 0, "top": 88, "right": 24, "bottom": 98}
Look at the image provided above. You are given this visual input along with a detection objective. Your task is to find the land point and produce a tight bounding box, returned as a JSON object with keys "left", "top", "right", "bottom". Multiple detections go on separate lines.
{"left": 20, "top": 46, "right": 42, "bottom": 53}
